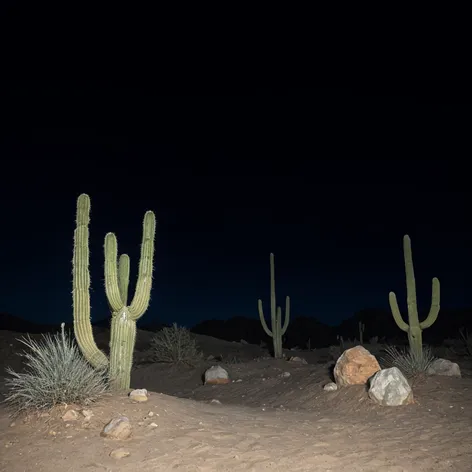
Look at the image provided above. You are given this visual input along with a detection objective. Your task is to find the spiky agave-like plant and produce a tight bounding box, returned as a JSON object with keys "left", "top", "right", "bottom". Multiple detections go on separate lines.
{"left": 72, "top": 194, "right": 156, "bottom": 390}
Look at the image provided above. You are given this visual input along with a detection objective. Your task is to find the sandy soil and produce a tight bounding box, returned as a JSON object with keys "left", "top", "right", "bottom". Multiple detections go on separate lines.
{"left": 1, "top": 328, "right": 472, "bottom": 471}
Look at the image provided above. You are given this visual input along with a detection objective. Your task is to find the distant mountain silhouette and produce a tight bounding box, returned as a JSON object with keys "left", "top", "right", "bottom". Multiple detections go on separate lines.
{"left": 2, "top": 307, "right": 471, "bottom": 346}
{"left": 0, "top": 312, "right": 168, "bottom": 334}
{"left": 0, "top": 312, "right": 110, "bottom": 334}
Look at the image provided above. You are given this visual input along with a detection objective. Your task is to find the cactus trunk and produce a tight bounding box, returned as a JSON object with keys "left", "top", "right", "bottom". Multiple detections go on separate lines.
{"left": 108, "top": 308, "right": 136, "bottom": 391}
{"left": 258, "top": 253, "right": 290, "bottom": 359}
{"left": 389, "top": 235, "right": 440, "bottom": 357}
{"left": 72, "top": 194, "right": 156, "bottom": 391}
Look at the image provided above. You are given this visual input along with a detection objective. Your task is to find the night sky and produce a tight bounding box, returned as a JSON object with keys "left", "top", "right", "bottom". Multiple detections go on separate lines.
{"left": 0, "top": 85, "right": 469, "bottom": 330}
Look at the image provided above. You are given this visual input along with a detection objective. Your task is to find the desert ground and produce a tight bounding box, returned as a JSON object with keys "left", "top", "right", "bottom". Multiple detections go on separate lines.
{"left": 1, "top": 327, "right": 472, "bottom": 472}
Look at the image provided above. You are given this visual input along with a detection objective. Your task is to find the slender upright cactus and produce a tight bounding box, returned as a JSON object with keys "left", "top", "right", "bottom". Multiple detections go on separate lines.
{"left": 358, "top": 321, "right": 365, "bottom": 345}
{"left": 258, "top": 253, "right": 290, "bottom": 358}
{"left": 72, "top": 194, "right": 156, "bottom": 391}
{"left": 388, "top": 235, "right": 440, "bottom": 357}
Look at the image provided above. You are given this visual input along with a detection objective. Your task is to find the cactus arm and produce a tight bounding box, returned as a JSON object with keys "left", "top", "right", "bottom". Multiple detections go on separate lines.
{"left": 388, "top": 291, "right": 409, "bottom": 332}
{"left": 104, "top": 233, "right": 125, "bottom": 313}
{"left": 258, "top": 299, "right": 274, "bottom": 337}
{"left": 72, "top": 194, "right": 108, "bottom": 369}
{"left": 420, "top": 277, "right": 440, "bottom": 329}
{"left": 281, "top": 296, "right": 290, "bottom": 335}
{"left": 118, "top": 254, "right": 130, "bottom": 305}
{"left": 128, "top": 211, "right": 156, "bottom": 320}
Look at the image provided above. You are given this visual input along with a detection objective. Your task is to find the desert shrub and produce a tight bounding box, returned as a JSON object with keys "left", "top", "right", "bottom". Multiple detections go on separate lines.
{"left": 380, "top": 344, "right": 435, "bottom": 378}
{"left": 150, "top": 323, "right": 202, "bottom": 366}
{"left": 3, "top": 324, "right": 108, "bottom": 416}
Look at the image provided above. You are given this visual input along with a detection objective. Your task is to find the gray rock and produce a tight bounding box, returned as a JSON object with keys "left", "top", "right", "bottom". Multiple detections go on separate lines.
{"left": 368, "top": 367, "right": 413, "bottom": 406}
{"left": 101, "top": 416, "right": 132, "bottom": 440}
{"left": 427, "top": 358, "right": 461, "bottom": 377}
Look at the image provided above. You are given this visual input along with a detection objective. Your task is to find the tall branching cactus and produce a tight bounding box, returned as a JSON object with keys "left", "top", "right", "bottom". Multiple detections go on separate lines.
{"left": 388, "top": 234, "right": 440, "bottom": 357}
{"left": 72, "top": 194, "right": 156, "bottom": 391}
{"left": 258, "top": 253, "right": 290, "bottom": 359}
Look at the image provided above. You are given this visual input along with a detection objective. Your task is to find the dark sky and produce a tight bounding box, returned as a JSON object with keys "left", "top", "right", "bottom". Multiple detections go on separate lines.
{"left": 0, "top": 84, "right": 469, "bottom": 328}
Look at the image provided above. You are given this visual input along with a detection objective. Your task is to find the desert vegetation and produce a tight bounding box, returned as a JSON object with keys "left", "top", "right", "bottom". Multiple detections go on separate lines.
{"left": 1, "top": 195, "right": 472, "bottom": 471}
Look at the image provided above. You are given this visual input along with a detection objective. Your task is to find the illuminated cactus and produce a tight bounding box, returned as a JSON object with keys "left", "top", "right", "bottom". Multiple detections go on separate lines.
{"left": 258, "top": 253, "right": 290, "bottom": 358}
{"left": 72, "top": 194, "right": 156, "bottom": 391}
{"left": 388, "top": 234, "right": 440, "bottom": 357}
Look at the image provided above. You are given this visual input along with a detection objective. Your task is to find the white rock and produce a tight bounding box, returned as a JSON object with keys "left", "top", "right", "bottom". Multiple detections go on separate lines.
{"left": 368, "top": 367, "right": 413, "bottom": 406}
{"left": 288, "top": 356, "right": 307, "bottom": 364}
{"left": 204, "top": 366, "right": 230, "bottom": 384}
{"left": 323, "top": 382, "right": 338, "bottom": 392}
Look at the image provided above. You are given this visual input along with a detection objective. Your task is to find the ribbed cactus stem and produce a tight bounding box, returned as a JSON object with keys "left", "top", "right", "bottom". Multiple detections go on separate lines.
{"left": 108, "top": 307, "right": 136, "bottom": 391}
{"left": 118, "top": 254, "right": 130, "bottom": 305}
{"left": 258, "top": 253, "right": 290, "bottom": 359}
{"left": 72, "top": 194, "right": 156, "bottom": 391}
{"left": 128, "top": 211, "right": 156, "bottom": 320}
{"left": 389, "top": 235, "right": 440, "bottom": 357}
{"left": 72, "top": 194, "right": 109, "bottom": 369}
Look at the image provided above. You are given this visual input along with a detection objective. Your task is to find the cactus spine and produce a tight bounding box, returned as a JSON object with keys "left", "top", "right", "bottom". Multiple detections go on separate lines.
{"left": 258, "top": 253, "right": 290, "bottom": 358}
{"left": 388, "top": 234, "right": 440, "bottom": 357}
{"left": 72, "top": 194, "right": 156, "bottom": 391}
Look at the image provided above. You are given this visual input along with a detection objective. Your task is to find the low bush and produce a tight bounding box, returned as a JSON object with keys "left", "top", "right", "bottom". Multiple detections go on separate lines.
{"left": 150, "top": 323, "right": 202, "bottom": 366}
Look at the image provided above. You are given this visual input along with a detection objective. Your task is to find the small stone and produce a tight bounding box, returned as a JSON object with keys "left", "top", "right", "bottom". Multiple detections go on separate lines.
{"left": 204, "top": 366, "right": 230, "bottom": 385}
{"left": 9, "top": 422, "right": 15, "bottom": 427}
{"left": 288, "top": 356, "right": 307, "bottom": 364}
{"left": 101, "top": 416, "right": 132, "bottom": 440}
{"left": 323, "top": 382, "right": 338, "bottom": 391}
{"left": 110, "top": 448, "right": 131, "bottom": 459}
{"left": 210, "top": 399, "right": 222, "bottom": 404}
{"left": 148, "top": 422, "right": 158, "bottom": 428}
{"left": 147, "top": 411, "right": 154, "bottom": 417}
{"left": 280, "top": 371, "right": 291, "bottom": 378}
{"left": 81, "top": 409, "right": 94, "bottom": 420}
{"left": 62, "top": 410, "right": 79, "bottom": 421}
{"left": 129, "top": 389, "right": 149, "bottom": 402}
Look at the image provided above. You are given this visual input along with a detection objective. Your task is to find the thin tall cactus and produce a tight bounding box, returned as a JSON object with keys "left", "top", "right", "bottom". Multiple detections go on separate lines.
{"left": 389, "top": 234, "right": 440, "bottom": 357}
{"left": 258, "top": 253, "right": 290, "bottom": 359}
{"left": 72, "top": 194, "right": 156, "bottom": 391}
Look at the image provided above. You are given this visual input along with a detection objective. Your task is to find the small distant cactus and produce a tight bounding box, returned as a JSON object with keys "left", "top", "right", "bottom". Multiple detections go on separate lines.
{"left": 72, "top": 194, "right": 156, "bottom": 391}
{"left": 258, "top": 253, "right": 290, "bottom": 359}
{"left": 389, "top": 235, "right": 440, "bottom": 358}
{"left": 358, "top": 321, "right": 365, "bottom": 345}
